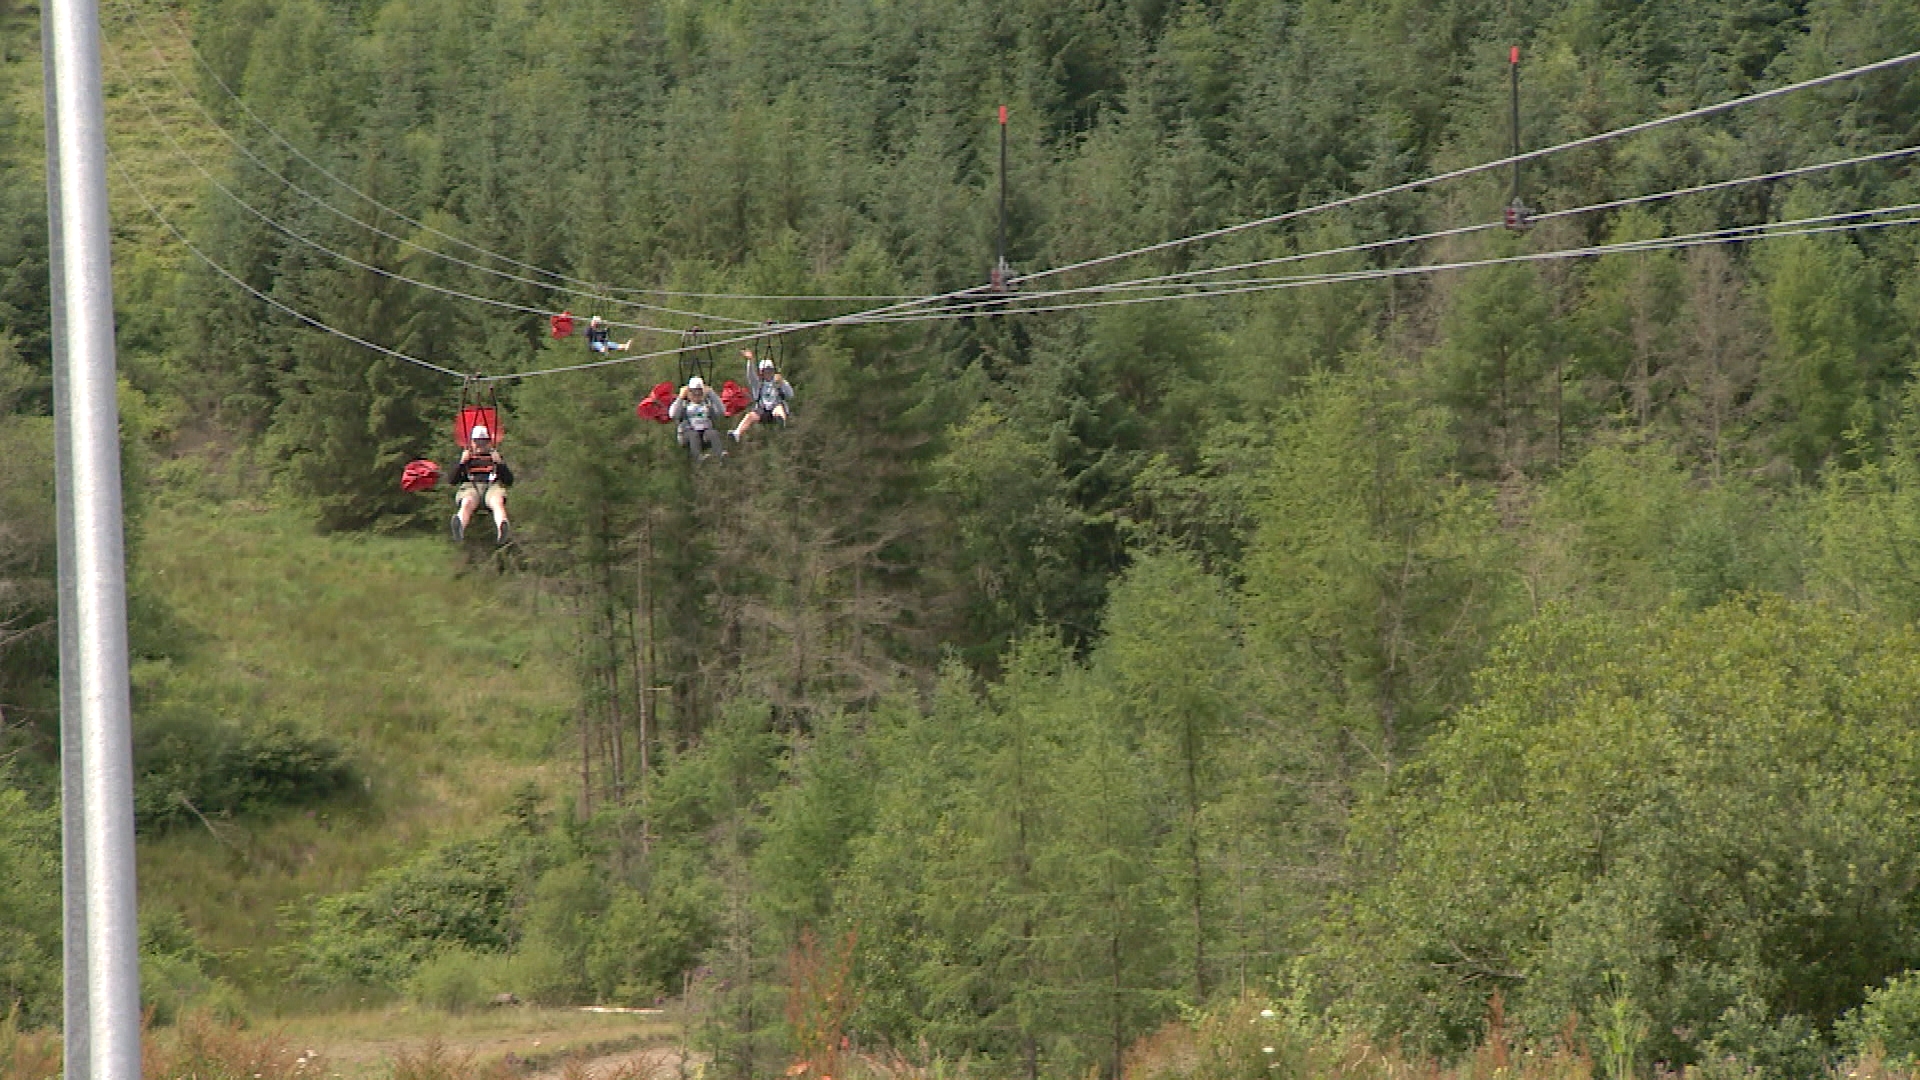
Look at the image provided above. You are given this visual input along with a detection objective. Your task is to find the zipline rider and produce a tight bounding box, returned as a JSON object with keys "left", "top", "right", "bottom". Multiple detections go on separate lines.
{"left": 451, "top": 424, "right": 514, "bottom": 545}
{"left": 670, "top": 377, "right": 727, "bottom": 463}
{"left": 587, "top": 315, "right": 632, "bottom": 354}
{"left": 729, "top": 348, "right": 794, "bottom": 444}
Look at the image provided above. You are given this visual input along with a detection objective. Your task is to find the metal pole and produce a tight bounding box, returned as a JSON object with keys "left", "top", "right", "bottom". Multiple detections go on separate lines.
{"left": 39, "top": 7, "right": 90, "bottom": 1078}
{"left": 1509, "top": 46, "right": 1522, "bottom": 203}
{"left": 995, "top": 104, "right": 1009, "bottom": 289}
{"left": 44, "top": 0, "right": 142, "bottom": 1071}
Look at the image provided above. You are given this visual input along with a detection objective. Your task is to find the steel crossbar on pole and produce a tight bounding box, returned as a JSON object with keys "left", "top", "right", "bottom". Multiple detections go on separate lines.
{"left": 42, "top": 0, "right": 143, "bottom": 1071}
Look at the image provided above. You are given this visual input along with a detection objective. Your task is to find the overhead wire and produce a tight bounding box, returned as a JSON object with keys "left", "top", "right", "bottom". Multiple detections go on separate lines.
{"left": 133, "top": 1, "right": 911, "bottom": 308}
{"left": 109, "top": 150, "right": 467, "bottom": 379}
{"left": 99, "top": 34, "right": 711, "bottom": 338}
{"left": 1001, "top": 47, "right": 1920, "bottom": 290}
{"left": 113, "top": 29, "right": 1920, "bottom": 384}
{"left": 106, "top": 0, "right": 759, "bottom": 328}
{"left": 473, "top": 199, "right": 1920, "bottom": 382}
{"left": 841, "top": 203, "right": 1920, "bottom": 324}
{"left": 875, "top": 144, "right": 1920, "bottom": 319}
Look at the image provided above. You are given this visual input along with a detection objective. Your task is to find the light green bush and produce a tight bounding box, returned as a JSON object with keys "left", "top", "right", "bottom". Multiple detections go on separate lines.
{"left": 1839, "top": 973, "right": 1920, "bottom": 1067}
{"left": 405, "top": 948, "right": 510, "bottom": 1013}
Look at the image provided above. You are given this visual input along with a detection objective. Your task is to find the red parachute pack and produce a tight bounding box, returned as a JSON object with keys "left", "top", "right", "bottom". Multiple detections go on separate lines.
{"left": 720, "top": 380, "right": 749, "bottom": 417}
{"left": 549, "top": 311, "right": 575, "bottom": 339}
{"left": 401, "top": 459, "right": 441, "bottom": 492}
{"left": 635, "top": 382, "right": 676, "bottom": 424}
{"left": 457, "top": 405, "right": 500, "bottom": 448}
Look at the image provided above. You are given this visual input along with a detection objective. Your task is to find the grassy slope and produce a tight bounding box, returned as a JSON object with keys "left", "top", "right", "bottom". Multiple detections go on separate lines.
{"left": 10, "top": 0, "right": 587, "bottom": 1021}
{"left": 133, "top": 498, "right": 575, "bottom": 997}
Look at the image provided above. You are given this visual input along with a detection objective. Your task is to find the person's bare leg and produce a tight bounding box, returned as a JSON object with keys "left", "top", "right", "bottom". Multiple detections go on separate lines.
{"left": 487, "top": 487, "right": 510, "bottom": 543}
{"left": 732, "top": 410, "right": 761, "bottom": 440}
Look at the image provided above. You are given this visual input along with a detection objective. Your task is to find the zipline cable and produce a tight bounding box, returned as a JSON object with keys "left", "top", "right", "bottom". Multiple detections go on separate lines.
{"left": 111, "top": 0, "right": 770, "bottom": 326}
{"left": 595, "top": 48, "right": 1920, "bottom": 361}
{"left": 110, "top": 150, "right": 467, "bottom": 379}
{"left": 875, "top": 144, "right": 1920, "bottom": 318}
{"left": 101, "top": 38, "right": 703, "bottom": 337}
{"left": 1003, "top": 47, "right": 1920, "bottom": 289}
{"left": 131, "top": 1, "right": 913, "bottom": 307}
{"left": 118, "top": 27, "right": 1920, "bottom": 384}
{"left": 844, "top": 203, "right": 1920, "bottom": 324}
{"left": 472, "top": 199, "right": 1920, "bottom": 381}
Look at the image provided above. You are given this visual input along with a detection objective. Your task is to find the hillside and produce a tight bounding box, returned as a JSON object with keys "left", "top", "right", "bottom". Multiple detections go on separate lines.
{"left": 132, "top": 497, "right": 572, "bottom": 994}
{"left": 5, "top": 0, "right": 1920, "bottom": 1075}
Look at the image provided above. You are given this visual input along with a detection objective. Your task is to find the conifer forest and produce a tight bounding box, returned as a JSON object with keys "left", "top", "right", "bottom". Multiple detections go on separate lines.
{"left": 6, "top": 0, "right": 1920, "bottom": 1075}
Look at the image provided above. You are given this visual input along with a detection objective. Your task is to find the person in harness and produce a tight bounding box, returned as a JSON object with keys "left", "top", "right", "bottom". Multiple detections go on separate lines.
{"left": 670, "top": 377, "right": 727, "bottom": 463}
{"left": 586, "top": 316, "right": 632, "bottom": 354}
{"left": 728, "top": 348, "right": 794, "bottom": 444}
{"left": 451, "top": 425, "right": 514, "bottom": 544}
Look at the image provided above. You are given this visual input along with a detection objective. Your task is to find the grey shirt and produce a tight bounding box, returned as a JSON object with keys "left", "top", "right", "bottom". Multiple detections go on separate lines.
{"left": 746, "top": 365, "right": 794, "bottom": 411}
{"left": 670, "top": 392, "right": 723, "bottom": 432}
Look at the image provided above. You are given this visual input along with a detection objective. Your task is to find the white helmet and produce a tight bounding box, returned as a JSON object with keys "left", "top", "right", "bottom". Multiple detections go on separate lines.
{"left": 470, "top": 425, "right": 490, "bottom": 441}
{"left": 687, "top": 376, "right": 705, "bottom": 390}
{"left": 758, "top": 358, "right": 774, "bottom": 372}
{"left": 590, "top": 315, "right": 605, "bottom": 326}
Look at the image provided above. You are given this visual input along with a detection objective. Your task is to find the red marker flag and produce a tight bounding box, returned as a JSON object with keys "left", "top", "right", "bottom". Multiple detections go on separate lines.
{"left": 999, "top": 105, "right": 1008, "bottom": 126}
{"left": 1510, "top": 46, "right": 1520, "bottom": 64}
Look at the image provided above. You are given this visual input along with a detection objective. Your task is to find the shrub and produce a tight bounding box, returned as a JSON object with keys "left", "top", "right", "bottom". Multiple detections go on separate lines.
{"left": 0, "top": 779, "right": 57, "bottom": 1027}
{"left": 133, "top": 712, "right": 354, "bottom": 829}
{"left": 406, "top": 948, "right": 510, "bottom": 1013}
{"left": 1318, "top": 601, "right": 1920, "bottom": 1060}
{"left": 584, "top": 881, "right": 714, "bottom": 1005}
{"left": 293, "top": 824, "right": 548, "bottom": 987}
{"left": 141, "top": 910, "right": 246, "bottom": 1028}
{"left": 504, "top": 938, "right": 579, "bottom": 1007}
{"left": 1840, "top": 973, "right": 1920, "bottom": 1067}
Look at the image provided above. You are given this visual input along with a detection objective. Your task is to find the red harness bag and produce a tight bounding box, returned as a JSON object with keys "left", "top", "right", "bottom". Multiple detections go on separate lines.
{"left": 457, "top": 406, "right": 500, "bottom": 448}
{"left": 550, "top": 311, "right": 575, "bottom": 338}
{"left": 636, "top": 382, "right": 676, "bottom": 424}
{"left": 720, "top": 380, "right": 749, "bottom": 417}
{"left": 401, "top": 459, "right": 441, "bottom": 492}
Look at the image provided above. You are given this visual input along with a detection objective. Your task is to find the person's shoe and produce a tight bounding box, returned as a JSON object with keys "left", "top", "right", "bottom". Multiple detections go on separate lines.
{"left": 496, "top": 520, "right": 511, "bottom": 545}
{"left": 450, "top": 515, "right": 464, "bottom": 542}
{"left": 728, "top": 428, "right": 741, "bottom": 441}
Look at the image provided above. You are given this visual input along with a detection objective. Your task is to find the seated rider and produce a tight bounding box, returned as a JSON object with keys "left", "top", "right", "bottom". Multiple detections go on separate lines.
{"left": 729, "top": 348, "right": 793, "bottom": 444}
{"left": 669, "top": 377, "right": 727, "bottom": 464}
{"left": 586, "top": 316, "right": 632, "bottom": 354}
{"left": 451, "top": 424, "right": 514, "bottom": 544}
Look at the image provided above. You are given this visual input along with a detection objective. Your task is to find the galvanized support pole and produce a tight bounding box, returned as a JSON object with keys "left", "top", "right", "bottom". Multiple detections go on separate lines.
{"left": 43, "top": 0, "right": 143, "bottom": 1071}
{"left": 994, "top": 104, "right": 1010, "bottom": 290}
{"left": 39, "top": 6, "right": 91, "bottom": 1078}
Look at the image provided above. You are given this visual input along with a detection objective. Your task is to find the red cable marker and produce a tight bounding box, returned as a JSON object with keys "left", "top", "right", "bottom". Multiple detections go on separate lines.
{"left": 999, "top": 105, "right": 1008, "bottom": 126}
{"left": 1511, "top": 45, "right": 1520, "bottom": 64}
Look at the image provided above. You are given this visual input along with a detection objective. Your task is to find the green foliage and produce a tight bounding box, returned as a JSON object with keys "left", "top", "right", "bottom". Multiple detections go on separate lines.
{"left": 142, "top": 910, "right": 246, "bottom": 1028}
{"left": 1321, "top": 599, "right": 1920, "bottom": 1061}
{"left": 1242, "top": 367, "right": 1514, "bottom": 768}
{"left": 133, "top": 711, "right": 355, "bottom": 829}
{"left": 0, "top": 776, "right": 56, "bottom": 1025}
{"left": 405, "top": 947, "right": 512, "bottom": 1013}
{"left": 293, "top": 821, "right": 549, "bottom": 987}
{"left": 1839, "top": 973, "right": 1920, "bottom": 1068}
